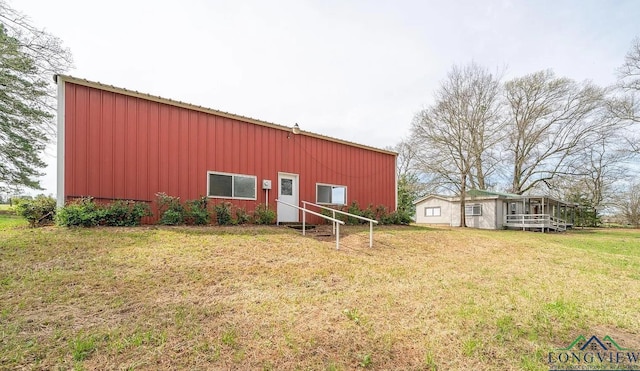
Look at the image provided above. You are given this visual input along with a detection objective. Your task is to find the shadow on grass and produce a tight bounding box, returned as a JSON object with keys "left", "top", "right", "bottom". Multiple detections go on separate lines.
{"left": 0, "top": 221, "right": 442, "bottom": 243}
{"left": 161, "top": 225, "right": 293, "bottom": 237}
{"left": 159, "top": 222, "right": 440, "bottom": 236}
{"left": 285, "top": 224, "right": 441, "bottom": 241}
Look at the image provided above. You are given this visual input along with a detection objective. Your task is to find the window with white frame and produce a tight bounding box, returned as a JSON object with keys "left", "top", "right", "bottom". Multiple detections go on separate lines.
{"left": 465, "top": 204, "right": 482, "bottom": 216}
{"left": 316, "top": 183, "right": 347, "bottom": 205}
{"left": 208, "top": 172, "right": 257, "bottom": 200}
{"left": 424, "top": 207, "right": 441, "bottom": 217}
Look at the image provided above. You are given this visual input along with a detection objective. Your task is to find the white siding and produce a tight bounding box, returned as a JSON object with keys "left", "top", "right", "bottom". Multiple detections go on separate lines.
{"left": 415, "top": 195, "right": 505, "bottom": 229}
{"left": 415, "top": 197, "right": 453, "bottom": 225}
{"left": 451, "top": 198, "right": 500, "bottom": 229}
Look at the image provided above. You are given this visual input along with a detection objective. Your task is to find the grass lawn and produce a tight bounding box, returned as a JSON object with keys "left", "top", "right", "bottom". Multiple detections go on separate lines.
{"left": 0, "top": 213, "right": 23, "bottom": 229}
{"left": 0, "top": 203, "right": 14, "bottom": 213}
{"left": 1, "top": 218, "right": 639, "bottom": 370}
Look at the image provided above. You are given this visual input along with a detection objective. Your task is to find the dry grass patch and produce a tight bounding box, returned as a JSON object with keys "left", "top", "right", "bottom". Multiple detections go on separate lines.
{"left": 1, "top": 222, "right": 639, "bottom": 370}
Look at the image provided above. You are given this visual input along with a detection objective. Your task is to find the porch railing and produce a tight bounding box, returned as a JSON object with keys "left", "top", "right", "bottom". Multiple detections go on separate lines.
{"left": 275, "top": 199, "right": 345, "bottom": 250}
{"left": 549, "top": 215, "right": 567, "bottom": 231}
{"left": 504, "top": 214, "right": 567, "bottom": 231}
{"left": 302, "top": 201, "right": 379, "bottom": 248}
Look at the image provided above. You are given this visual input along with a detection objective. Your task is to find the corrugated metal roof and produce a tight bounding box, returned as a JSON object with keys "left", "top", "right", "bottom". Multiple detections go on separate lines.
{"left": 413, "top": 194, "right": 453, "bottom": 204}
{"left": 467, "top": 189, "right": 520, "bottom": 198}
{"left": 415, "top": 191, "right": 576, "bottom": 207}
{"left": 54, "top": 74, "right": 397, "bottom": 156}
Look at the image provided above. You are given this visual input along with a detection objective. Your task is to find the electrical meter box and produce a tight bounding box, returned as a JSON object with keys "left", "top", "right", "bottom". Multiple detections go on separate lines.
{"left": 262, "top": 180, "right": 272, "bottom": 190}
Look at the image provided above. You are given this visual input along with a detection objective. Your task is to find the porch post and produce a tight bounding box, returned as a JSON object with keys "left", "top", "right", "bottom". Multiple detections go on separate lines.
{"left": 542, "top": 197, "right": 545, "bottom": 233}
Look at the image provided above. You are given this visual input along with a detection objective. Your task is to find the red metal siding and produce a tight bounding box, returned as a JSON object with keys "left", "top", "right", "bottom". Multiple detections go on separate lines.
{"left": 63, "top": 82, "right": 396, "bottom": 223}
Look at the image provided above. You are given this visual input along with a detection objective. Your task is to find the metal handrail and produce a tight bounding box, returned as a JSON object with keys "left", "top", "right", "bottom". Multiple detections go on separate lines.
{"left": 302, "top": 201, "right": 378, "bottom": 248}
{"left": 275, "top": 199, "right": 345, "bottom": 250}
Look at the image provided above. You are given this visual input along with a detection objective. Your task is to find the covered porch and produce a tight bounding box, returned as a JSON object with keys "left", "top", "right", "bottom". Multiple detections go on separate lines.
{"left": 503, "top": 196, "right": 576, "bottom": 232}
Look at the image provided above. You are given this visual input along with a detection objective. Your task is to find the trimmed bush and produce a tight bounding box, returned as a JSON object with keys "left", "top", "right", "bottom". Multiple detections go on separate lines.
{"left": 214, "top": 202, "right": 233, "bottom": 225}
{"left": 185, "top": 197, "right": 210, "bottom": 225}
{"left": 254, "top": 204, "right": 275, "bottom": 225}
{"left": 380, "top": 210, "right": 412, "bottom": 225}
{"left": 57, "top": 198, "right": 151, "bottom": 227}
{"left": 14, "top": 195, "right": 56, "bottom": 227}
{"left": 101, "top": 200, "right": 152, "bottom": 226}
{"left": 56, "top": 198, "right": 102, "bottom": 227}
{"left": 156, "top": 193, "right": 185, "bottom": 225}
{"left": 360, "top": 204, "right": 377, "bottom": 221}
{"left": 235, "top": 207, "right": 251, "bottom": 225}
{"left": 321, "top": 202, "right": 410, "bottom": 225}
{"left": 345, "top": 201, "right": 365, "bottom": 225}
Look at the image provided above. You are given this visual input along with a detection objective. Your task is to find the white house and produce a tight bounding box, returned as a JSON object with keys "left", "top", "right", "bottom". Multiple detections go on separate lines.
{"left": 414, "top": 190, "right": 576, "bottom": 232}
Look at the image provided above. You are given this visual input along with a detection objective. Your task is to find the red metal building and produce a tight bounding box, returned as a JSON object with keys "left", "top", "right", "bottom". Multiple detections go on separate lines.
{"left": 55, "top": 75, "right": 397, "bottom": 223}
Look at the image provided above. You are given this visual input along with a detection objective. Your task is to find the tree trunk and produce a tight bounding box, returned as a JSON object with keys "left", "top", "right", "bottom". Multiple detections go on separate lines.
{"left": 460, "top": 174, "right": 467, "bottom": 227}
{"left": 475, "top": 155, "right": 486, "bottom": 190}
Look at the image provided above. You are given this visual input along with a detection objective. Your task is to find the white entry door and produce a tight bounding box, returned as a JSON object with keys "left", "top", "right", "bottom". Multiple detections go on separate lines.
{"left": 277, "top": 173, "right": 299, "bottom": 223}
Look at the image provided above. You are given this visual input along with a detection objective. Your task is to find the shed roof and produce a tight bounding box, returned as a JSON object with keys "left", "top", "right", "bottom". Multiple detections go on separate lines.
{"left": 54, "top": 74, "right": 397, "bottom": 156}
{"left": 414, "top": 190, "right": 577, "bottom": 207}
{"left": 413, "top": 194, "right": 453, "bottom": 205}
{"left": 467, "top": 189, "right": 520, "bottom": 198}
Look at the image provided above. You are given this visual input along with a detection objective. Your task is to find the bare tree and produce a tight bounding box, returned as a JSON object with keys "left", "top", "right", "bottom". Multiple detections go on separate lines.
{"left": 576, "top": 138, "right": 631, "bottom": 209}
{"left": 504, "top": 70, "right": 606, "bottom": 194}
{"left": 613, "top": 182, "right": 640, "bottom": 228}
{"left": 390, "top": 138, "right": 423, "bottom": 218}
{"left": 614, "top": 37, "right": 640, "bottom": 153}
{"left": 392, "top": 137, "right": 442, "bottom": 196}
{"left": 394, "top": 138, "right": 418, "bottom": 180}
{"left": 411, "top": 63, "right": 503, "bottom": 227}
{"left": 546, "top": 134, "right": 632, "bottom": 217}
{"left": 618, "top": 37, "right": 640, "bottom": 93}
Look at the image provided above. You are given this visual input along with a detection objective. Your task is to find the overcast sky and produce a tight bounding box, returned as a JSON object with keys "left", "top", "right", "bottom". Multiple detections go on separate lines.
{"left": 11, "top": 0, "right": 640, "bottom": 195}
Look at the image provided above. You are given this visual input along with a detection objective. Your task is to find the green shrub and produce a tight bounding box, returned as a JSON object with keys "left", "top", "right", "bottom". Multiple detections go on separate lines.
{"left": 185, "top": 197, "right": 210, "bottom": 225}
{"left": 346, "top": 201, "right": 364, "bottom": 225}
{"left": 161, "top": 209, "right": 184, "bottom": 225}
{"left": 235, "top": 207, "right": 251, "bottom": 225}
{"left": 374, "top": 205, "right": 389, "bottom": 223}
{"left": 253, "top": 204, "right": 275, "bottom": 225}
{"left": 381, "top": 210, "right": 412, "bottom": 225}
{"left": 57, "top": 198, "right": 151, "bottom": 227}
{"left": 394, "top": 209, "right": 413, "bottom": 225}
{"left": 214, "top": 202, "right": 233, "bottom": 225}
{"left": 156, "top": 193, "right": 185, "bottom": 225}
{"left": 101, "top": 200, "right": 151, "bottom": 226}
{"left": 129, "top": 202, "right": 153, "bottom": 225}
{"left": 320, "top": 202, "right": 410, "bottom": 225}
{"left": 319, "top": 207, "right": 334, "bottom": 222}
{"left": 56, "top": 198, "right": 101, "bottom": 227}
{"left": 100, "top": 200, "right": 129, "bottom": 226}
{"left": 14, "top": 195, "right": 56, "bottom": 227}
{"left": 360, "top": 204, "right": 376, "bottom": 221}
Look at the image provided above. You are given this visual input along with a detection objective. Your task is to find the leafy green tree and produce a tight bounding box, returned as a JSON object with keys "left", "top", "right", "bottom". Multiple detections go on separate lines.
{"left": 0, "top": 1, "right": 72, "bottom": 192}
{"left": 397, "top": 173, "right": 418, "bottom": 220}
